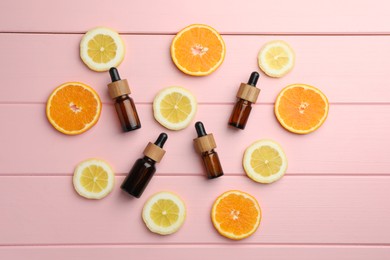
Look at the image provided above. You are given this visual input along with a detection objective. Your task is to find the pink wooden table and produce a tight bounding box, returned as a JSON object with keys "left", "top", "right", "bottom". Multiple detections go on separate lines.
{"left": 1, "top": 0, "right": 390, "bottom": 259}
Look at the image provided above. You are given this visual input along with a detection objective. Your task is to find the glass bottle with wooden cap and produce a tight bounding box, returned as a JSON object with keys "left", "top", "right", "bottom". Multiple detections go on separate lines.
{"left": 108, "top": 67, "right": 141, "bottom": 132}
{"left": 193, "top": 122, "right": 224, "bottom": 179}
{"left": 121, "top": 133, "right": 168, "bottom": 198}
{"left": 228, "top": 72, "right": 260, "bottom": 129}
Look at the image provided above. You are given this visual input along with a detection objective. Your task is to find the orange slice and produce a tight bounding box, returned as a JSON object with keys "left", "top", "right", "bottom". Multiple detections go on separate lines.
{"left": 46, "top": 82, "right": 102, "bottom": 135}
{"left": 211, "top": 190, "right": 261, "bottom": 240}
{"left": 275, "top": 84, "right": 329, "bottom": 134}
{"left": 171, "top": 24, "right": 226, "bottom": 76}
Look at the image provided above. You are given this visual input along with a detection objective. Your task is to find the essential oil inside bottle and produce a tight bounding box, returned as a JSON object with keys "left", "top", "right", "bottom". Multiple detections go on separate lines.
{"left": 121, "top": 133, "right": 168, "bottom": 198}
{"left": 108, "top": 67, "right": 141, "bottom": 132}
{"left": 228, "top": 72, "right": 260, "bottom": 130}
{"left": 193, "top": 122, "right": 224, "bottom": 179}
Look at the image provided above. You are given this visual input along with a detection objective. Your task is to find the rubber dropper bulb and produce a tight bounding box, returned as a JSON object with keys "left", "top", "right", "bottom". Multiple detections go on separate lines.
{"left": 154, "top": 133, "right": 168, "bottom": 148}
{"left": 247, "top": 71, "right": 260, "bottom": 86}
{"left": 109, "top": 67, "right": 121, "bottom": 82}
{"left": 195, "top": 121, "right": 207, "bottom": 137}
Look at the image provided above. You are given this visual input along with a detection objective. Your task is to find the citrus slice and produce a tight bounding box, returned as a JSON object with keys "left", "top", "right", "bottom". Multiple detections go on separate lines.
{"left": 243, "top": 140, "right": 288, "bottom": 184}
{"left": 142, "top": 191, "right": 186, "bottom": 235}
{"left": 73, "top": 159, "right": 115, "bottom": 199}
{"left": 153, "top": 86, "right": 197, "bottom": 130}
{"left": 46, "top": 82, "right": 102, "bottom": 135}
{"left": 171, "top": 24, "right": 226, "bottom": 76}
{"left": 275, "top": 84, "right": 329, "bottom": 134}
{"left": 80, "top": 27, "right": 125, "bottom": 72}
{"left": 258, "top": 40, "right": 295, "bottom": 78}
{"left": 211, "top": 190, "right": 261, "bottom": 240}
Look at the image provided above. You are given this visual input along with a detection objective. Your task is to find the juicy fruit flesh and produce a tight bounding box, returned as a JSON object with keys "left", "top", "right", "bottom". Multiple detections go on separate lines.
{"left": 215, "top": 193, "right": 259, "bottom": 235}
{"left": 150, "top": 199, "right": 180, "bottom": 227}
{"left": 160, "top": 92, "right": 192, "bottom": 123}
{"left": 174, "top": 27, "right": 223, "bottom": 73}
{"left": 49, "top": 85, "right": 99, "bottom": 131}
{"left": 80, "top": 165, "right": 108, "bottom": 193}
{"left": 265, "top": 46, "right": 289, "bottom": 69}
{"left": 250, "top": 146, "right": 283, "bottom": 177}
{"left": 278, "top": 87, "right": 327, "bottom": 131}
{"left": 87, "top": 34, "right": 117, "bottom": 63}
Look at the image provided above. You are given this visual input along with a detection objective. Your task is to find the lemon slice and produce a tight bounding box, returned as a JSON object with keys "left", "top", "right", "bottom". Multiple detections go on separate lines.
{"left": 142, "top": 191, "right": 186, "bottom": 235}
{"left": 243, "top": 140, "right": 287, "bottom": 183}
{"left": 80, "top": 27, "right": 125, "bottom": 72}
{"left": 258, "top": 40, "right": 295, "bottom": 78}
{"left": 153, "top": 86, "right": 197, "bottom": 130}
{"left": 73, "top": 159, "right": 115, "bottom": 199}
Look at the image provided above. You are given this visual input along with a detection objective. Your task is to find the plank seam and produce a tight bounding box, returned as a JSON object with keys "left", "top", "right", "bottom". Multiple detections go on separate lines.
{"left": 1, "top": 31, "right": 390, "bottom": 36}
{"left": 2, "top": 102, "right": 390, "bottom": 106}
{"left": 0, "top": 173, "right": 389, "bottom": 177}
{"left": 1, "top": 242, "right": 390, "bottom": 247}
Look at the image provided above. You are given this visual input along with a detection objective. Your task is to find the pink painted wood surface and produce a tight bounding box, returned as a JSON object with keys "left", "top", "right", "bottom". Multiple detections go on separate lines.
{"left": 1, "top": 34, "right": 390, "bottom": 104}
{"left": 1, "top": 246, "right": 390, "bottom": 260}
{"left": 1, "top": 104, "right": 389, "bottom": 175}
{"left": 1, "top": 0, "right": 390, "bottom": 34}
{"left": 1, "top": 176, "right": 390, "bottom": 245}
{"left": 1, "top": 0, "right": 390, "bottom": 258}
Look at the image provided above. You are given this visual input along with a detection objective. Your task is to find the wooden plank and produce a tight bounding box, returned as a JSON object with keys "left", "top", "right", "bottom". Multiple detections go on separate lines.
{"left": 1, "top": 176, "right": 390, "bottom": 244}
{"left": 0, "top": 0, "right": 389, "bottom": 34}
{"left": 1, "top": 246, "right": 389, "bottom": 260}
{"left": 1, "top": 34, "right": 390, "bottom": 104}
{"left": 1, "top": 104, "right": 389, "bottom": 175}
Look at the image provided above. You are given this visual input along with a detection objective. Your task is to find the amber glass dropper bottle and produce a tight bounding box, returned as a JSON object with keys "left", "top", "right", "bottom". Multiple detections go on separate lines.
{"left": 228, "top": 72, "right": 260, "bottom": 129}
{"left": 108, "top": 67, "right": 141, "bottom": 132}
{"left": 193, "top": 122, "right": 224, "bottom": 179}
{"left": 121, "top": 133, "right": 168, "bottom": 198}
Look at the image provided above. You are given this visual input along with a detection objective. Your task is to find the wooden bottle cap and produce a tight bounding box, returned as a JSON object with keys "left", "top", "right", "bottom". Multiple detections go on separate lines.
{"left": 107, "top": 79, "right": 131, "bottom": 99}
{"left": 193, "top": 134, "right": 217, "bottom": 153}
{"left": 143, "top": 142, "right": 166, "bottom": 163}
{"left": 236, "top": 83, "right": 260, "bottom": 103}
